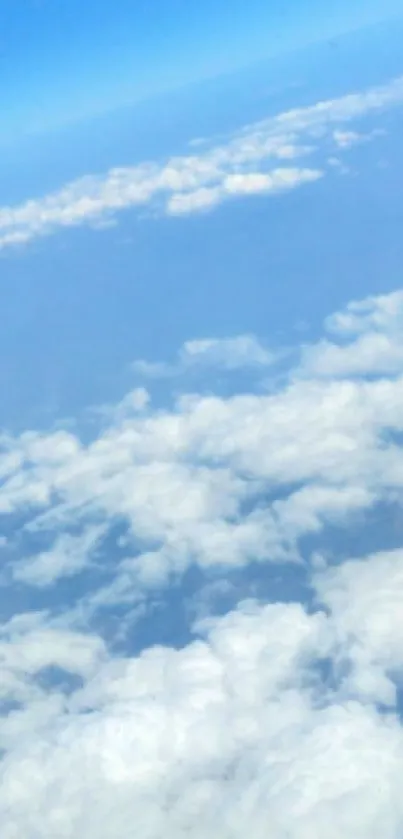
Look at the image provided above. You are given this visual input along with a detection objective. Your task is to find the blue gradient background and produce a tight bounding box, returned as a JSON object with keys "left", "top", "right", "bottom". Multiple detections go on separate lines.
{"left": 2, "top": 0, "right": 402, "bottom": 136}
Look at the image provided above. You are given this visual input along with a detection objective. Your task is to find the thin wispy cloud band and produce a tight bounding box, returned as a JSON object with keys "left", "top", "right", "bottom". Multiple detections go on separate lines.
{"left": 1, "top": 74, "right": 403, "bottom": 250}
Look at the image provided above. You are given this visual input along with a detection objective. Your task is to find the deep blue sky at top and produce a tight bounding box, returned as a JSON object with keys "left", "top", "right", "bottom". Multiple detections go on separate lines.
{"left": 2, "top": 0, "right": 402, "bottom": 137}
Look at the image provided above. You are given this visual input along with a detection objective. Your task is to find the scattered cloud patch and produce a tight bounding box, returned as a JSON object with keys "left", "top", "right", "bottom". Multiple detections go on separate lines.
{"left": 167, "top": 167, "right": 323, "bottom": 215}
{"left": 166, "top": 185, "right": 221, "bottom": 215}
{"left": 333, "top": 127, "right": 385, "bottom": 149}
{"left": 131, "top": 334, "right": 275, "bottom": 379}
{"left": 333, "top": 129, "right": 363, "bottom": 148}
{"left": 12, "top": 524, "right": 106, "bottom": 588}
{"left": 1, "top": 288, "right": 403, "bottom": 600}
{"left": 0, "top": 76, "right": 401, "bottom": 248}
{"left": 181, "top": 335, "right": 274, "bottom": 369}
{"left": 300, "top": 290, "right": 403, "bottom": 377}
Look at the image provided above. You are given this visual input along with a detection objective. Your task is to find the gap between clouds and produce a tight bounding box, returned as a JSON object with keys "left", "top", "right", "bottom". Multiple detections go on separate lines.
{"left": 0, "top": 75, "right": 401, "bottom": 249}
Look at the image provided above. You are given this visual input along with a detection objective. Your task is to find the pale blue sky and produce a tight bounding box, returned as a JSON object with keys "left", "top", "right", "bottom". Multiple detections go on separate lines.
{"left": 1, "top": 0, "right": 402, "bottom": 135}
{"left": 1, "top": 19, "right": 403, "bottom": 429}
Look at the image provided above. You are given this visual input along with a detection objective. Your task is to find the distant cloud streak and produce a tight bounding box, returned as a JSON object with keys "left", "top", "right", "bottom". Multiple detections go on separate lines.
{"left": 0, "top": 75, "right": 401, "bottom": 250}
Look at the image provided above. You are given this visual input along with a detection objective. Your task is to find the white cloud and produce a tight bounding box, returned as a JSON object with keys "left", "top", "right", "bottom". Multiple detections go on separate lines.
{"left": 223, "top": 167, "right": 321, "bottom": 194}
{"left": 314, "top": 546, "right": 403, "bottom": 706}
{"left": 1, "top": 596, "right": 403, "bottom": 837}
{"left": 91, "top": 387, "right": 151, "bottom": 425}
{"left": 0, "top": 614, "right": 105, "bottom": 683}
{"left": 2, "top": 288, "right": 403, "bottom": 603}
{"left": 333, "top": 129, "right": 362, "bottom": 148}
{"left": 302, "top": 332, "right": 403, "bottom": 377}
{"left": 167, "top": 185, "right": 221, "bottom": 215}
{"left": 167, "top": 167, "right": 323, "bottom": 215}
{"left": 300, "top": 290, "right": 403, "bottom": 376}
{"left": 2, "top": 289, "right": 403, "bottom": 834}
{"left": 181, "top": 335, "right": 274, "bottom": 368}
{"left": 333, "top": 127, "right": 385, "bottom": 149}
{"left": 0, "top": 75, "right": 401, "bottom": 248}
{"left": 12, "top": 524, "right": 106, "bottom": 587}
{"left": 131, "top": 334, "right": 275, "bottom": 379}
{"left": 326, "top": 290, "right": 403, "bottom": 334}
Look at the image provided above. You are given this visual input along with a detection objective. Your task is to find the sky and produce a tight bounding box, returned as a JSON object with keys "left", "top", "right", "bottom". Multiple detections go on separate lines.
{"left": 2, "top": 0, "right": 403, "bottom": 136}
{"left": 3, "top": 2, "right": 403, "bottom": 838}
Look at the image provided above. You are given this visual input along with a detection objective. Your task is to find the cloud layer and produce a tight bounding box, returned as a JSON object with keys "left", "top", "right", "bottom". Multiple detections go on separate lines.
{"left": 1, "top": 288, "right": 403, "bottom": 835}
{"left": 2, "top": 290, "right": 403, "bottom": 592}
{"left": 1, "top": 74, "right": 401, "bottom": 249}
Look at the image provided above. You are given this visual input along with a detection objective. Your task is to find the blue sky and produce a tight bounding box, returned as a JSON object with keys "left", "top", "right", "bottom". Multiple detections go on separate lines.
{"left": 2, "top": 0, "right": 403, "bottom": 136}
{"left": 2, "top": 5, "right": 403, "bottom": 838}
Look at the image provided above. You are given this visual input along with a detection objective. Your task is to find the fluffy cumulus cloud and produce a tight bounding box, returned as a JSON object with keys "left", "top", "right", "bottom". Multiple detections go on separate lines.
{"left": 2, "top": 581, "right": 403, "bottom": 837}
{"left": 1, "top": 287, "right": 403, "bottom": 834}
{"left": 0, "top": 75, "right": 401, "bottom": 249}
{"left": 300, "top": 289, "right": 403, "bottom": 376}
